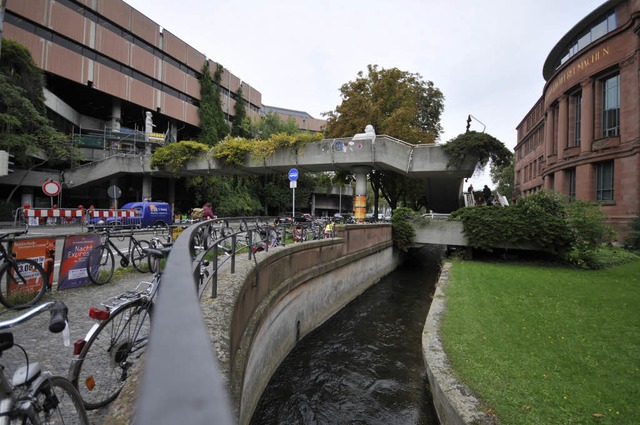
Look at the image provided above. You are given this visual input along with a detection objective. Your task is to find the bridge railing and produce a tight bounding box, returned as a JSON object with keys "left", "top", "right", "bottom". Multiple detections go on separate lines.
{"left": 135, "top": 217, "right": 332, "bottom": 424}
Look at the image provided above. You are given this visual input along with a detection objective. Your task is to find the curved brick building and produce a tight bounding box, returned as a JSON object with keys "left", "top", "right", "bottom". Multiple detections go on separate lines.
{"left": 515, "top": 0, "right": 640, "bottom": 236}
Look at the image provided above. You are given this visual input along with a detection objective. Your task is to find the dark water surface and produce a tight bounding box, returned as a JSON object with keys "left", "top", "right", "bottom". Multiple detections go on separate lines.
{"left": 251, "top": 249, "right": 441, "bottom": 425}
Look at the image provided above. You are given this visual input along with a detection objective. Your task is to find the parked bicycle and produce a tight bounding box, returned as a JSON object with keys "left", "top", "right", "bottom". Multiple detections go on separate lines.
{"left": 0, "top": 300, "right": 89, "bottom": 424}
{"left": 85, "top": 228, "right": 151, "bottom": 285}
{"left": 0, "top": 228, "right": 48, "bottom": 309}
{"left": 70, "top": 247, "right": 171, "bottom": 410}
{"left": 147, "top": 226, "right": 173, "bottom": 274}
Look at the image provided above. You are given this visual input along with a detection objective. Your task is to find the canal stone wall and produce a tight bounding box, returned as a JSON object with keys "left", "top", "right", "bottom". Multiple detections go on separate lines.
{"left": 200, "top": 223, "right": 400, "bottom": 425}
{"left": 422, "top": 262, "right": 496, "bottom": 425}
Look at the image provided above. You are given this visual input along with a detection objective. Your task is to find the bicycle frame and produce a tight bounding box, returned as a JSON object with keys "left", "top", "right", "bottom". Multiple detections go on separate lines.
{"left": 100, "top": 230, "right": 145, "bottom": 265}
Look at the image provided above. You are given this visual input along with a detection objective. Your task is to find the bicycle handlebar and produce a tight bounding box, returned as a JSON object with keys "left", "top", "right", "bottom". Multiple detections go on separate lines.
{"left": 0, "top": 301, "right": 69, "bottom": 333}
{"left": 49, "top": 301, "right": 69, "bottom": 333}
{"left": 0, "top": 226, "right": 29, "bottom": 242}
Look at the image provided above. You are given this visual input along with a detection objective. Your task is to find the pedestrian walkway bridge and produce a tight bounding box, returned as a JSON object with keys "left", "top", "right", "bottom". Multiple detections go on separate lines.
{"left": 61, "top": 134, "right": 476, "bottom": 213}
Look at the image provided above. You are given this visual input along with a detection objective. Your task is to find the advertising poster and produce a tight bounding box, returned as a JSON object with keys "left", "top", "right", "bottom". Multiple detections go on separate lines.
{"left": 58, "top": 234, "right": 101, "bottom": 290}
{"left": 10, "top": 237, "right": 56, "bottom": 295}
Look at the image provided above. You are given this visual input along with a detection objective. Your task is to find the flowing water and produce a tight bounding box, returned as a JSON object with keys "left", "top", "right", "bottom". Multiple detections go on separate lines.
{"left": 251, "top": 248, "right": 442, "bottom": 424}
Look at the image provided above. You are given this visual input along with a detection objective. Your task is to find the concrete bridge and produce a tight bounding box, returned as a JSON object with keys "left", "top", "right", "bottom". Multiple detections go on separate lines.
{"left": 62, "top": 134, "right": 476, "bottom": 213}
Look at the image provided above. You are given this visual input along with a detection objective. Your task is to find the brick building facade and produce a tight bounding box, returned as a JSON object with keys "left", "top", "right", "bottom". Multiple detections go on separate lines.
{"left": 515, "top": 0, "right": 640, "bottom": 236}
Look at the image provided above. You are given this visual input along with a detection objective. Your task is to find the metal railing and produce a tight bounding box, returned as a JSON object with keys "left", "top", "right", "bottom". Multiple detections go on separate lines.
{"left": 135, "top": 217, "right": 332, "bottom": 424}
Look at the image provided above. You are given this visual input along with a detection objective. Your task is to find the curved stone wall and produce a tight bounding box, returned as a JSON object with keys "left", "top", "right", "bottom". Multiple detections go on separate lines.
{"left": 200, "top": 224, "right": 401, "bottom": 424}
{"left": 422, "top": 263, "right": 496, "bottom": 424}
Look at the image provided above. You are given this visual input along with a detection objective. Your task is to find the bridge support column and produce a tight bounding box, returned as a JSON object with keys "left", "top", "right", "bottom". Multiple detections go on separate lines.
{"left": 352, "top": 166, "right": 370, "bottom": 222}
{"left": 142, "top": 176, "right": 152, "bottom": 201}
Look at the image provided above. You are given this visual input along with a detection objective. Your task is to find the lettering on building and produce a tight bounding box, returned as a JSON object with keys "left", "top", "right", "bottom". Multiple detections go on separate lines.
{"left": 548, "top": 46, "right": 610, "bottom": 95}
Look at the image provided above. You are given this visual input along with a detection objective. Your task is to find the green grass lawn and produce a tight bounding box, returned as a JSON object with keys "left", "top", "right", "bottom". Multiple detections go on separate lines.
{"left": 440, "top": 259, "right": 640, "bottom": 424}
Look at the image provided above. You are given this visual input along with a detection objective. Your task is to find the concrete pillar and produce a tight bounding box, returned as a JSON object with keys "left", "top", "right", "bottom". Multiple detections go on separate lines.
{"left": 352, "top": 166, "right": 370, "bottom": 222}
{"left": 168, "top": 120, "right": 178, "bottom": 143}
{"left": 557, "top": 96, "right": 568, "bottom": 157}
{"left": 109, "top": 177, "right": 119, "bottom": 209}
{"left": 142, "top": 176, "right": 152, "bottom": 201}
{"left": 111, "top": 99, "right": 121, "bottom": 131}
{"left": 145, "top": 111, "right": 154, "bottom": 155}
{"left": 168, "top": 178, "right": 175, "bottom": 219}
{"left": 580, "top": 79, "right": 594, "bottom": 154}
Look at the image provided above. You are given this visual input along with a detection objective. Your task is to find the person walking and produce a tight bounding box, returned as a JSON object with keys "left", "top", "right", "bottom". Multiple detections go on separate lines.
{"left": 483, "top": 185, "right": 493, "bottom": 206}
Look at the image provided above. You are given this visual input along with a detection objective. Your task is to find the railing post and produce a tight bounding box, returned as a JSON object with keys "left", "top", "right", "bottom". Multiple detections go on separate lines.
{"left": 230, "top": 234, "right": 236, "bottom": 274}
{"left": 211, "top": 243, "right": 219, "bottom": 298}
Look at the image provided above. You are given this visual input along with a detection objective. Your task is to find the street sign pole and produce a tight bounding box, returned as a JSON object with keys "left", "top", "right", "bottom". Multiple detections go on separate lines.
{"left": 288, "top": 168, "right": 298, "bottom": 219}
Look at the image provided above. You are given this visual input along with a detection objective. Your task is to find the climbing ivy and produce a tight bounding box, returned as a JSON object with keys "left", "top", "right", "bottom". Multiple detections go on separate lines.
{"left": 150, "top": 140, "right": 209, "bottom": 175}
{"left": 211, "top": 132, "right": 323, "bottom": 167}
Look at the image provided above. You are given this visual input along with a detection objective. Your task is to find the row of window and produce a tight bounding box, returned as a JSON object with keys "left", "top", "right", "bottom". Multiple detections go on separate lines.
{"left": 7, "top": 6, "right": 260, "bottom": 115}
{"left": 557, "top": 12, "right": 617, "bottom": 69}
{"left": 565, "top": 161, "right": 613, "bottom": 202}
{"left": 54, "top": 0, "right": 260, "bottom": 114}
{"left": 555, "top": 72, "right": 620, "bottom": 152}
{"left": 56, "top": 0, "right": 201, "bottom": 78}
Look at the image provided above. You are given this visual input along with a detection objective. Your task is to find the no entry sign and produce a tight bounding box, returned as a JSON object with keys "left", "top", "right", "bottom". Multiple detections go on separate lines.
{"left": 42, "top": 180, "right": 61, "bottom": 197}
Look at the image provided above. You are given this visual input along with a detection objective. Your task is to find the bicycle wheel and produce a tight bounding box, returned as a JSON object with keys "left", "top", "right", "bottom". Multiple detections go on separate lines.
{"left": 0, "top": 258, "right": 47, "bottom": 309}
{"left": 86, "top": 245, "right": 114, "bottom": 285}
{"left": 31, "top": 375, "right": 89, "bottom": 424}
{"left": 72, "top": 298, "right": 152, "bottom": 410}
{"left": 130, "top": 240, "right": 151, "bottom": 273}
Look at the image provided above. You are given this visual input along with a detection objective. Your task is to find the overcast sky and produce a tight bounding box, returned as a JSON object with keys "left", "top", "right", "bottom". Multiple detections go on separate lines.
{"left": 125, "top": 0, "right": 605, "bottom": 188}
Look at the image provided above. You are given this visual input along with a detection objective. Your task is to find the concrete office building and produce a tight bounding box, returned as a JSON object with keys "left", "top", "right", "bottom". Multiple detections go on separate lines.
{"left": 515, "top": 0, "right": 640, "bottom": 235}
{"left": 1, "top": 0, "right": 326, "bottom": 209}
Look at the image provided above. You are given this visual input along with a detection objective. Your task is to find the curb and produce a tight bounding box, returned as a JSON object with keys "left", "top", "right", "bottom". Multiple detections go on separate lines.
{"left": 422, "top": 262, "right": 497, "bottom": 425}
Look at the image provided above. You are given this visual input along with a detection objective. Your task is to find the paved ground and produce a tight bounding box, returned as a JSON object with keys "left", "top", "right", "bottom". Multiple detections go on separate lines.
{"left": 0, "top": 269, "right": 151, "bottom": 425}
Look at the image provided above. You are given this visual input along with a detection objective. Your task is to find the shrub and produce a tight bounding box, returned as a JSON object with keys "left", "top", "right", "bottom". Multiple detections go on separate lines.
{"left": 391, "top": 207, "right": 417, "bottom": 252}
{"left": 624, "top": 211, "right": 640, "bottom": 251}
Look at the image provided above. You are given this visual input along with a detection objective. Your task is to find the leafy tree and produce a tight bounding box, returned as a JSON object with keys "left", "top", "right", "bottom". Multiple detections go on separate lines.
{"left": 323, "top": 64, "right": 444, "bottom": 143}
{"left": 323, "top": 64, "right": 445, "bottom": 213}
{"left": 231, "top": 86, "right": 251, "bottom": 138}
{"left": 442, "top": 131, "right": 513, "bottom": 174}
{"left": 490, "top": 157, "right": 514, "bottom": 200}
{"left": 0, "top": 39, "right": 82, "bottom": 204}
{"left": 253, "top": 111, "right": 299, "bottom": 139}
{"left": 198, "top": 61, "right": 229, "bottom": 145}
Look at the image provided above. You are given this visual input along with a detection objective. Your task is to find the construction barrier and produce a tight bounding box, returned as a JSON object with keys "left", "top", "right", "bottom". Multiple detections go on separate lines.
{"left": 14, "top": 207, "right": 140, "bottom": 227}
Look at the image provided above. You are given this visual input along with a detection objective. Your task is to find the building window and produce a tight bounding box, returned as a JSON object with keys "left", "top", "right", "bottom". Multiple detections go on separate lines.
{"left": 602, "top": 74, "right": 620, "bottom": 137}
{"left": 595, "top": 161, "right": 614, "bottom": 201}
{"left": 567, "top": 168, "right": 576, "bottom": 200}
{"left": 572, "top": 92, "right": 581, "bottom": 146}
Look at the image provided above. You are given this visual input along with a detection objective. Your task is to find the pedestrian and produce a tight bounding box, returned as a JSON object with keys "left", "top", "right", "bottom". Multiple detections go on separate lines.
{"left": 483, "top": 185, "right": 493, "bottom": 206}
{"left": 202, "top": 202, "right": 215, "bottom": 220}
{"left": 467, "top": 184, "right": 474, "bottom": 194}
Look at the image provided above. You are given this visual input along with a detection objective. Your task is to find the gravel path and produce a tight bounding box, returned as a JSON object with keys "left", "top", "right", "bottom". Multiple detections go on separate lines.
{"left": 0, "top": 269, "right": 152, "bottom": 425}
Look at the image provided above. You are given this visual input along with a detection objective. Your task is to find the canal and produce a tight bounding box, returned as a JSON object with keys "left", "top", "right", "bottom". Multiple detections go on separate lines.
{"left": 251, "top": 247, "right": 442, "bottom": 424}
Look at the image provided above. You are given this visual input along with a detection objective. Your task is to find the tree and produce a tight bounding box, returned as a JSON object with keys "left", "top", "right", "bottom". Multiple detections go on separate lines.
{"left": 490, "top": 157, "right": 514, "bottom": 200}
{"left": 253, "top": 111, "right": 299, "bottom": 139}
{"left": 231, "top": 86, "right": 251, "bottom": 138}
{"left": 0, "top": 39, "right": 82, "bottom": 204}
{"left": 198, "top": 61, "right": 229, "bottom": 145}
{"left": 323, "top": 65, "right": 445, "bottom": 213}
{"left": 442, "top": 131, "right": 513, "bottom": 174}
{"left": 323, "top": 64, "right": 444, "bottom": 143}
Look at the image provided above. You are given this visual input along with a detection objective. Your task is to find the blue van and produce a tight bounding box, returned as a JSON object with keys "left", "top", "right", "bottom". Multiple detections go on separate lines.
{"left": 89, "top": 201, "right": 172, "bottom": 228}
